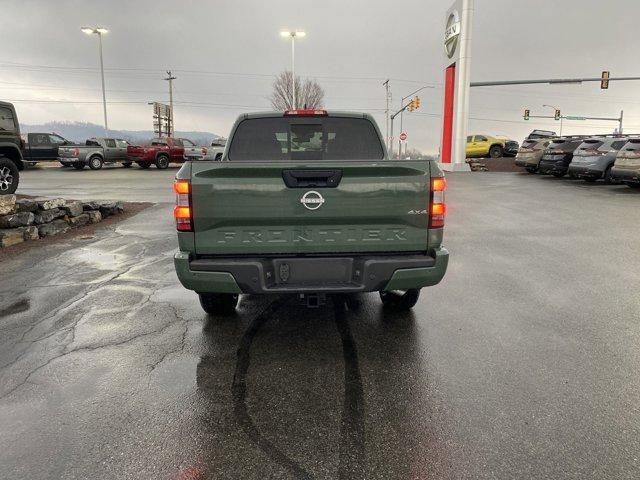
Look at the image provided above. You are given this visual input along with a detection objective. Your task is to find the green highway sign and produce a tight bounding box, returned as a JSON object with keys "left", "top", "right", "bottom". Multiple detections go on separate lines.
{"left": 565, "top": 116, "right": 586, "bottom": 120}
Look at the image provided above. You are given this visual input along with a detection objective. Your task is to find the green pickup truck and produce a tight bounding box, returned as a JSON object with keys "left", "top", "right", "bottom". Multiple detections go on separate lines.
{"left": 173, "top": 110, "right": 449, "bottom": 314}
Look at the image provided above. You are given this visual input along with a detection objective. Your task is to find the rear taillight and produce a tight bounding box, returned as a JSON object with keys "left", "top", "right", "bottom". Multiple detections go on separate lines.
{"left": 201, "top": 147, "right": 208, "bottom": 155}
{"left": 621, "top": 150, "right": 640, "bottom": 158}
{"left": 72, "top": 148, "right": 80, "bottom": 157}
{"left": 173, "top": 180, "right": 192, "bottom": 231}
{"left": 429, "top": 177, "right": 447, "bottom": 228}
{"left": 577, "top": 149, "right": 606, "bottom": 156}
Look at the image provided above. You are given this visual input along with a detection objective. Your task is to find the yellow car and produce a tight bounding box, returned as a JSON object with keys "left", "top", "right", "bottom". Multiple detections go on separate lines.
{"left": 466, "top": 135, "right": 519, "bottom": 158}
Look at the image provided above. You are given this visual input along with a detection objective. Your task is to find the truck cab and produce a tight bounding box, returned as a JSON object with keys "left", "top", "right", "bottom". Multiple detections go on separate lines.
{"left": 22, "top": 132, "right": 72, "bottom": 165}
{"left": 0, "top": 101, "right": 24, "bottom": 194}
{"left": 173, "top": 110, "right": 449, "bottom": 314}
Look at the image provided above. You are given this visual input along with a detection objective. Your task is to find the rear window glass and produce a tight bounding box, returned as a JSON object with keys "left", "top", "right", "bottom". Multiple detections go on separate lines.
{"left": 0, "top": 107, "right": 16, "bottom": 132}
{"left": 228, "top": 117, "right": 384, "bottom": 161}
{"left": 609, "top": 140, "right": 627, "bottom": 151}
{"left": 621, "top": 139, "right": 640, "bottom": 150}
{"left": 522, "top": 140, "right": 538, "bottom": 148}
{"left": 578, "top": 140, "right": 604, "bottom": 150}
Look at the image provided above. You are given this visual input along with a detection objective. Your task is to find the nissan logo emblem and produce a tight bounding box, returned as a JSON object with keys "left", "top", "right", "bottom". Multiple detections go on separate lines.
{"left": 300, "top": 190, "right": 325, "bottom": 210}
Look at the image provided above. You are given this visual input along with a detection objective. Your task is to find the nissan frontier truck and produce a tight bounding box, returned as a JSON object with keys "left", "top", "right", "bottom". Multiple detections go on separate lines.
{"left": 173, "top": 110, "right": 449, "bottom": 314}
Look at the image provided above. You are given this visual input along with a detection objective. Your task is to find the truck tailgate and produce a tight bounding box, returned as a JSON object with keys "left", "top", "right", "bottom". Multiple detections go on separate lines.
{"left": 191, "top": 161, "right": 431, "bottom": 255}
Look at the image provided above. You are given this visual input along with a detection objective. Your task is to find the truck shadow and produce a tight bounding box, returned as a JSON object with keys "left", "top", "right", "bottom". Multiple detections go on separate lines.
{"left": 194, "top": 293, "right": 440, "bottom": 479}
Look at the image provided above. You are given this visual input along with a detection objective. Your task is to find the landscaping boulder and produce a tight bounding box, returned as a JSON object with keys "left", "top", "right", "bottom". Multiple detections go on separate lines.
{"left": 61, "top": 201, "right": 83, "bottom": 217}
{"left": 87, "top": 210, "right": 102, "bottom": 224}
{"left": 37, "top": 198, "right": 66, "bottom": 210}
{"left": 98, "top": 201, "right": 118, "bottom": 218}
{"left": 38, "top": 219, "right": 70, "bottom": 237}
{"left": 0, "top": 195, "right": 16, "bottom": 216}
{"left": 18, "top": 225, "right": 39, "bottom": 241}
{"left": 67, "top": 213, "right": 90, "bottom": 228}
{"left": 15, "top": 199, "right": 38, "bottom": 213}
{"left": 34, "top": 208, "right": 65, "bottom": 225}
{"left": 82, "top": 201, "right": 101, "bottom": 211}
{"left": 0, "top": 212, "right": 35, "bottom": 228}
{"left": 0, "top": 228, "right": 24, "bottom": 247}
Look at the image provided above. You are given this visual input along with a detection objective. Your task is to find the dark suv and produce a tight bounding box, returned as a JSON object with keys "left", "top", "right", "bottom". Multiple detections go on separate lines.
{"left": 0, "top": 101, "right": 24, "bottom": 194}
{"left": 537, "top": 137, "right": 586, "bottom": 177}
{"left": 568, "top": 136, "right": 628, "bottom": 183}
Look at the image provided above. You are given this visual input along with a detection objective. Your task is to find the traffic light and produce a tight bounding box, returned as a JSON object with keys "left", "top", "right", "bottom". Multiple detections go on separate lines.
{"left": 406, "top": 99, "right": 415, "bottom": 112}
{"left": 554, "top": 109, "right": 561, "bottom": 121}
{"left": 524, "top": 109, "right": 530, "bottom": 121}
{"left": 413, "top": 96, "right": 421, "bottom": 110}
{"left": 601, "top": 71, "right": 610, "bottom": 89}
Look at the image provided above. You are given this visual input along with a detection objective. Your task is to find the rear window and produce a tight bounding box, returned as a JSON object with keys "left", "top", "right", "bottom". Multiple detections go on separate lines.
{"left": 0, "top": 107, "right": 17, "bottom": 132}
{"left": 621, "top": 139, "right": 640, "bottom": 151}
{"left": 522, "top": 140, "right": 538, "bottom": 148}
{"left": 228, "top": 117, "right": 384, "bottom": 161}
{"left": 577, "top": 140, "right": 604, "bottom": 150}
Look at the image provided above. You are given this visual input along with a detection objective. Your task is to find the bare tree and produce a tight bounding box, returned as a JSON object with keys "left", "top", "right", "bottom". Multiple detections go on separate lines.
{"left": 270, "top": 71, "right": 325, "bottom": 110}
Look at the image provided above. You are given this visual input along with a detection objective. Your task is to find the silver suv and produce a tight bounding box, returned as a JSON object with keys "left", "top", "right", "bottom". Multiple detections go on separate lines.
{"left": 568, "top": 136, "right": 628, "bottom": 183}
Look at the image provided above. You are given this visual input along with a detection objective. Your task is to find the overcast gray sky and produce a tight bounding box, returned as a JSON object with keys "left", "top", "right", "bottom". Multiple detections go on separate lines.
{"left": 2, "top": 0, "right": 639, "bottom": 152}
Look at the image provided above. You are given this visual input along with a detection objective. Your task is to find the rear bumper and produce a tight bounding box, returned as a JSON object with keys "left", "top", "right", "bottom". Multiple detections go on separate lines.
{"left": 514, "top": 158, "right": 528, "bottom": 167}
{"left": 611, "top": 167, "right": 640, "bottom": 184}
{"left": 567, "top": 163, "right": 604, "bottom": 179}
{"left": 538, "top": 159, "right": 568, "bottom": 174}
{"left": 174, "top": 248, "right": 449, "bottom": 294}
{"left": 58, "top": 157, "right": 82, "bottom": 165}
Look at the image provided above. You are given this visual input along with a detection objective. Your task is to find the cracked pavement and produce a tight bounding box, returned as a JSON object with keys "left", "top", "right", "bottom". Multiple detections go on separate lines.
{"left": 1, "top": 168, "right": 640, "bottom": 479}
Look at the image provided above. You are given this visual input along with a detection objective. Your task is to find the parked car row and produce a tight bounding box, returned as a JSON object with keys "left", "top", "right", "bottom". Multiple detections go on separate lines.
{"left": 515, "top": 133, "right": 640, "bottom": 188}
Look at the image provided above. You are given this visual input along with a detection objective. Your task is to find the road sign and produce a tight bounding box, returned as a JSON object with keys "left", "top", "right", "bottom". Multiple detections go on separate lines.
{"left": 565, "top": 116, "right": 586, "bottom": 121}
{"left": 399, "top": 132, "right": 407, "bottom": 141}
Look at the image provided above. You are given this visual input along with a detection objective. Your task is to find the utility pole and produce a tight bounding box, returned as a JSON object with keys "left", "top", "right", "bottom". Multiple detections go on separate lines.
{"left": 619, "top": 110, "right": 624, "bottom": 134}
{"left": 383, "top": 79, "right": 390, "bottom": 152}
{"left": 164, "top": 71, "right": 177, "bottom": 137}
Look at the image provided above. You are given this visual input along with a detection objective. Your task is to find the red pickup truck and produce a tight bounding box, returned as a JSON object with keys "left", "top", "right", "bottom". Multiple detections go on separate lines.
{"left": 126, "top": 137, "right": 203, "bottom": 169}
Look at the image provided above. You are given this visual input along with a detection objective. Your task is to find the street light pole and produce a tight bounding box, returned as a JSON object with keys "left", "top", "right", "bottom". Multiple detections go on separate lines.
{"left": 280, "top": 30, "right": 306, "bottom": 109}
{"left": 543, "top": 104, "right": 562, "bottom": 136}
{"left": 82, "top": 26, "right": 109, "bottom": 135}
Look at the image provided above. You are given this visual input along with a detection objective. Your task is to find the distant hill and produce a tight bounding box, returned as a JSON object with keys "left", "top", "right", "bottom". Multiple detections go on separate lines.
{"left": 19, "top": 121, "right": 222, "bottom": 146}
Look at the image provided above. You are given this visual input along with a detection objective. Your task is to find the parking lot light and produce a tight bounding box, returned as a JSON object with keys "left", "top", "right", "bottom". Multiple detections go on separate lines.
{"left": 279, "top": 30, "right": 306, "bottom": 109}
{"left": 81, "top": 26, "right": 109, "bottom": 135}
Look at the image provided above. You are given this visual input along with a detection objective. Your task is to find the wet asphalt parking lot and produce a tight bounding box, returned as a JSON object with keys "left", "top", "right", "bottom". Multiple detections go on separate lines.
{"left": 1, "top": 165, "right": 640, "bottom": 479}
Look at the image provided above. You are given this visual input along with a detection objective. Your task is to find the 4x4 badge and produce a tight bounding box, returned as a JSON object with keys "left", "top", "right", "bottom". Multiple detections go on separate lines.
{"left": 300, "top": 190, "right": 325, "bottom": 210}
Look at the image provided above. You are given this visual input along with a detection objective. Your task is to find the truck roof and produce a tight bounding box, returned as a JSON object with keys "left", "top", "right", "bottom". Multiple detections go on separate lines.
{"left": 239, "top": 110, "right": 374, "bottom": 121}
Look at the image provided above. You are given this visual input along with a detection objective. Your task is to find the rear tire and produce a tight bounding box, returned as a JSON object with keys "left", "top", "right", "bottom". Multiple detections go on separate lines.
{"left": 138, "top": 162, "right": 151, "bottom": 169}
{"left": 525, "top": 167, "right": 537, "bottom": 174}
{"left": 155, "top": 155, "right": 169, "bottom": 169}
{"left": 584, "top": 177, "right": 598, "bottom": 183}
{"left": 198, "top": 293, "right": 239, "bottom": 316}
{"left": 0, "top": 157, "right": 19, "bottom": 195}
{"left": 552, "top": 172, "right": 565, "bottom": 178}
{"left": 489, "top": 145, "right": 503, "bottom": 158}
{"left": 122, "top": 162, "right": 132, "bottom": 168}
{"left": 88, "top": 155, "right": 103, "bottom": 170}
{"left": 379, "top": 289, "right": 420, "bottom": 311}
{"left": 603, "top": 165, "right": 614, "bottom": 184}
{"left": 73, "top": 163, "right": 85, "bottom": 170}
